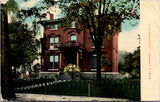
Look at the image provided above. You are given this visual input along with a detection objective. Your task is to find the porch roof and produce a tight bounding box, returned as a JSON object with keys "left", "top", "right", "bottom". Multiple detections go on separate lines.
{"left": 58, "top": 41, "right": 85, "bottom": 52}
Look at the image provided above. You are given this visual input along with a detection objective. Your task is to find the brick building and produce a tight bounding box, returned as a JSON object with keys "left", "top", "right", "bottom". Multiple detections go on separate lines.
{"left": 39, "top": 14, "right": 118, "bottom": 75}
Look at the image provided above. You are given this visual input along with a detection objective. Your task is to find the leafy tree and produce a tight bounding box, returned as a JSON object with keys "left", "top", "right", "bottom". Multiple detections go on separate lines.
{"left": 101, "top": 55, "right": 111, "bottom": 69}
{"left": 8, "top": 18, "right": 40, "bottom": 77}
{"left": 1, "top": 0, "right": 18, "bottom": 99}
{"left": 118, "top": 51, "right": 128, "bottom": 74}
{"left": 124, "top": 48, "right": 140, "bottom": 78}
{"left": 1, "top": 0, "right": 57, "bottom": 99}
{"left": 59, "top": 0, "right": 139, "bottom": 81}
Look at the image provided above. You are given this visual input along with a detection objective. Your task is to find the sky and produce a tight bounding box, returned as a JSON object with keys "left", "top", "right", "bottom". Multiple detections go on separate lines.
{"left": 14, "top": 0, "right": 140, "bottom": 53}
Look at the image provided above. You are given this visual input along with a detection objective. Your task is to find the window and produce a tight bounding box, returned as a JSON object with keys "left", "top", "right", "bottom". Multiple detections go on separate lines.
{"left": 54, "top": 55, "right": 59, "bottom": 69}
{"left": 71, "top": 21, "right": 76, "bottom": 28}
{"left": 54, "top": 37, "right": 59, "bottom": 48}
{"left": 71, "top": 35, "right": 76, "bottom": 42}
{"left": 92, "top": 35, "right": 95, "bottom": 47}
{"left": 47, "top": 24, "right": 50, "bottom": 28}
{"left": 92, "top": 54, "right": 97, "bottom": 69}
{"left": 50, "top": 38, "right": 54, "bottom": 49}
{"left": 50, "top": 37, "right": 59, "bottom": 49}
{"left": 49, "top": 55, "right": 59, "bottom": 69}
{"left": 50, "top": 56, "right": 53, "bottom": 69}
{"left": 92, "top": 36, "right": 104, "bottom": 47}
{"left": 51, "top": 24, "right": 58, "bottom": 30}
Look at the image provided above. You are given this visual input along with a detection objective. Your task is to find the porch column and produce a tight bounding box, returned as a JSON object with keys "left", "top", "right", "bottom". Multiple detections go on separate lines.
{"left": 60, "top": 52, "right": 62, "bottom": 69}
{"left": 76, "top": 52, "right": 79, "bottom": 67}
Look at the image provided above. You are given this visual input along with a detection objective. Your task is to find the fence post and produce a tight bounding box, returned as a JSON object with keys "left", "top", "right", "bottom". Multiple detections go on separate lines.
{"left": 88, "top": 80, "right": 91, "bottom": 97}
{"left": 45, "top": 76, "right": 47, "bottom": 94}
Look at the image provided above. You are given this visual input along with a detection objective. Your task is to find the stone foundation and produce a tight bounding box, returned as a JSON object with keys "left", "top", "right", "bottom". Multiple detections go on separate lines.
{"left": 39, "top": 72, "right": 122, "bottom": 80}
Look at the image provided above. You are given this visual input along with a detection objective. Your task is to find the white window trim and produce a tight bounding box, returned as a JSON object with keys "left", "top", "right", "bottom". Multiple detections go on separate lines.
{"left": 48, "top": 69, "right": 59, "bottom": 71}
{"left": 91, "top": 46, "right": 105, "bottom": 49}
{"left": 91, "top": 69, "right": 105, "bottom": 71}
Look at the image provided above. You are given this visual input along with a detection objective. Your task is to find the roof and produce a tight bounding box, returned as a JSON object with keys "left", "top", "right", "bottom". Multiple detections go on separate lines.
{"left": 38, "top": 18, "right": 64, "bottom": 26}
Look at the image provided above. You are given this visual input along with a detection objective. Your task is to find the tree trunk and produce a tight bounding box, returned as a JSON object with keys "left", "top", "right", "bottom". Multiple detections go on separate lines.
{"left": 13, "top": 65, "right": 16, "bottom": 78}
{"left": 1, "top": 10, "right": 16, "bottom": 99}
{"left": 96, "top": 45, "right": 102, "bottom": 83}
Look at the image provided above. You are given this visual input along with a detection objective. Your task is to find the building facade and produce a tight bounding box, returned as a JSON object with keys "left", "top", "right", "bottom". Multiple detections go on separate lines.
{"left": 40, "top": 14, "right": 118, "bottom": 74}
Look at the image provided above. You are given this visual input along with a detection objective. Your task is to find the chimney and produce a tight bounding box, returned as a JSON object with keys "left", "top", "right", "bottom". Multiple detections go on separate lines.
{"left": 50, "top": 13, "right": 54, "bottom": 20}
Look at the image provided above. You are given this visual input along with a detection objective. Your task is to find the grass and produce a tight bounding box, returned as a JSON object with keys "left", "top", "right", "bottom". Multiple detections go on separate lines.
{"left": 14, "top": 78, "right": 140, "bottom": 100}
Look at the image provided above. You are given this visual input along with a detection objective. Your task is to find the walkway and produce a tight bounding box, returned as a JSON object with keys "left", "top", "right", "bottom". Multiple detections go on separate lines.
{"left": 1, "top": 93, "right": 130, "bottom": 102}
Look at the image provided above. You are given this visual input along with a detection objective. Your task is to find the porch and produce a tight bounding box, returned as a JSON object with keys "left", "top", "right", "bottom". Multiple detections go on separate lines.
{"left": 58, "top": 41, "right": 85, "bottom": 70}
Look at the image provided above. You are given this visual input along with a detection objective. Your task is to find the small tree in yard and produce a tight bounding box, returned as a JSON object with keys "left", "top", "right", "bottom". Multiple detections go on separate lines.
{"left": 59, "top": 0, "right": 139, "bottom": 82}
{"left": 63, "top": 64, "right": 81, "bottom": 80}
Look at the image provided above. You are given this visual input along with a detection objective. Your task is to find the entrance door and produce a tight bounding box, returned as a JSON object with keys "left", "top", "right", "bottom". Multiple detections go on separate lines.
{"left": 64, "top": 52, "right": 76, "bottom": 65}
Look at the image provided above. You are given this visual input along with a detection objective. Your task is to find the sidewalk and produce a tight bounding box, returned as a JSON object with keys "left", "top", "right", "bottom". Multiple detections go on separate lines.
{"left": 1, "top": 93, "right": 130, "bottom": 102}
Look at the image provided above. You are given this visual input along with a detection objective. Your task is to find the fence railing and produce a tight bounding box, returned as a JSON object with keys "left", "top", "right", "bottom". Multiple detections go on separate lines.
{"left": 13, "top": 78, "right": 140, "bottom": 100}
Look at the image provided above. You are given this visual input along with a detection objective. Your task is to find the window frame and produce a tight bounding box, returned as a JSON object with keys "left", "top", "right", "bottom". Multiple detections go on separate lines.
{"left": 49, "top": 37, "right": 59, "bottom": 50}
{"left": 50, "top": 38, "right": 54, "bottom": 49}
{"left": 54, "top": 37, "right": 59, "bottom": 48}
{"left": 51, "top": 24, "right": 58, "bottom": 30}
{"left": 49, "top": 55, "right": 59, "bottom": 70}
{"left": 91, "top": 37, "right": 104, "bottom": 48}
{"left": 54, "top": 55, "right": 59, "bottom": 69}
{"left": 49, "top": 55, "right": 54, "bottom": 69}
{"left": 70, "top": 34, "right": 77, "bottom": 42}
{"left": 92, "top": 54, "right": 97, "bottom": 70}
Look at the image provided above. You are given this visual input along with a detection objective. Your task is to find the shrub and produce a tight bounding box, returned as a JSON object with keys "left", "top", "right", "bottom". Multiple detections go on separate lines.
{"left": 63, "top": 64, "right": 82, "bottom": 80}
{"left": 64, "top": 64, "right": 81, "bottom": 74}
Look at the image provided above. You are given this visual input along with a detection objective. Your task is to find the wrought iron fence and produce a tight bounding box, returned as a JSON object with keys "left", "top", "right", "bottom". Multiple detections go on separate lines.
{"left": 14, "top": 78, "right": 140, "bottom": 100}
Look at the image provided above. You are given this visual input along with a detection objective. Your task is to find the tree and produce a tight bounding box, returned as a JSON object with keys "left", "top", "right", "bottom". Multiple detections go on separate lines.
{"left": 118, "top": 51, "right": 128, "bottom": 74}
{"left": 8, "top": 18, "right": 40, "bottom": 78}
{"left": 125, "top": 48, "right": 140, "bottom": 78}
{"left": 59, "top": 0, "right": 139, "bottom": 82}
{"left": 1, "top": 0, "right": 57, "bottom": 99}
{"left": 1, "top": 0, "right": 18, "bottom": 99}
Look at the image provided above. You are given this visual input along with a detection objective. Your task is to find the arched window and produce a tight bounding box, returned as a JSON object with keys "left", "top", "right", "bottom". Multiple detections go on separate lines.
{"left": 71, "top": 35, "right": 76, "bottom": 42}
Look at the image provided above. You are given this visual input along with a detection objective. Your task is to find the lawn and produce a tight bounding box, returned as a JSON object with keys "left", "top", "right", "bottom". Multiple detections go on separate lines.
{"left": 14, "top": 78, "right": 140, "bottom": 100}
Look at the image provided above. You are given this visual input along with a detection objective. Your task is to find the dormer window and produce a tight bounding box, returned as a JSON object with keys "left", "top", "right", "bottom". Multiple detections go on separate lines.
{"left": 70, "top": 21, "right": 76, "bottom": 28}
{"left": 51, "top": 24, "right": 58, "bottom": 30}
{"left": 71, "top": 35, "right": 76, "bottom": 42}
